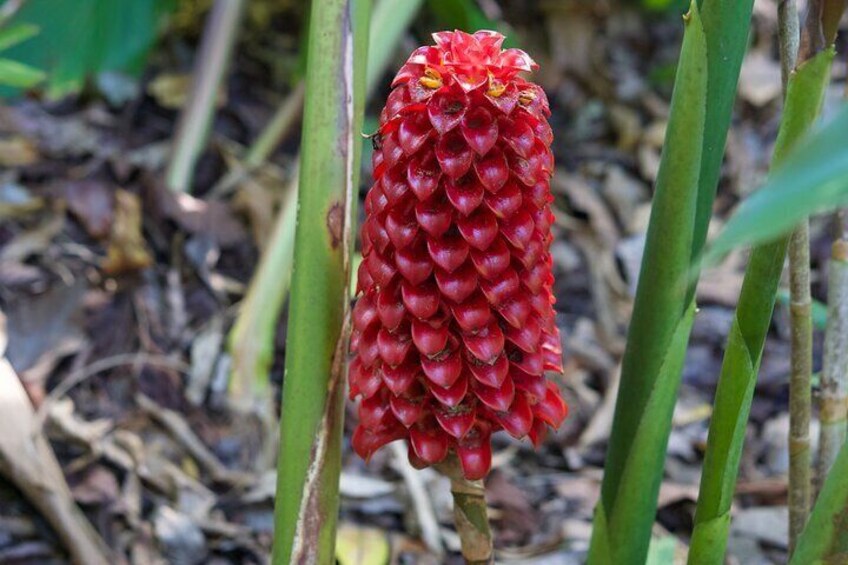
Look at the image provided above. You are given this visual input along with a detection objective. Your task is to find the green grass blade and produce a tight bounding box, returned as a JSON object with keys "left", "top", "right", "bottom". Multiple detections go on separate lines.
{"left": 689, "top": 47, "right": 835, "bottom": 565}
{"left": 271, "top": 0, "right": 371, "bottom": 562}
{"left": 790, "top": 440, "right": 848, "bottom": 563}
{"left": 589, "top": 3, "right": 707, "bottom": 562}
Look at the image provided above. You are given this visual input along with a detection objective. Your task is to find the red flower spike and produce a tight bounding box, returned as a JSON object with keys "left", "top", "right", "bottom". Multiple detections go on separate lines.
{"left": 349, "top": 30, "right": 567, "bottom": 479}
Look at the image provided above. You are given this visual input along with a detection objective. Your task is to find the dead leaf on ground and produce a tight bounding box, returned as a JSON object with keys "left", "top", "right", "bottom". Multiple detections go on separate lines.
{"left": 5, "top": 281, "right": 88, "bottom": 399}
{"left": 0, "top": 312, "right": 113, "bottom": 565}
{"left": 0, "top": 209, "right": 64, "bottom": 264}
{"left": 232, "top": 173, "right": 281, "bottom": 251}
{"left": 336, "top": 523, "right": 391, "bottom": 565}
{"left": 0, "top": 135, "right": 39, "bottom": 167}
{"left": 738, "top": 51, "right": 782, "bottom": 108}
{"left": 149, "top": 180, "right": 247, "bottom": 247}
{"left": 148, "top": 72, "right": 227, "bottom": 110}
{"left": 0, "top": 181, "right": 44, "bottom": 219}
{"left": 65, "top": 180, "right": 115, "bottom": 239}
{"left": 102, "top": 189, "right": 153, "bottom": 274}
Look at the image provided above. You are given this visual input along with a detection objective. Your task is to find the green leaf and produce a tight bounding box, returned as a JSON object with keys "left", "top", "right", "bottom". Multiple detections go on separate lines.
{"left": 0, "top": 23, "right": 39, "bottom": 52}
{"left": 590, "top": 3, "right": 708, "bottom": 561}
{"left": 1, "top": 0, "right": 174, "bottom": 99}
{"left": 687, "top": 0, "right": 756, "bottom": 280}
{"left": 0, "top": 57, "right": 45, "bottom": 88}
{"left": 791, "top": 440, "right": 848, "bottom": 563}
{"left": 707, "top": 101, "right": 848, "bottom": 261}
{"left": 596, "top": 302, "right": 696, "bottom": 563}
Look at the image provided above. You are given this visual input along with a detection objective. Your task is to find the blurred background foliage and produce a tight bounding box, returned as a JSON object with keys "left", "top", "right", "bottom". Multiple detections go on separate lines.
{"left": 0, "top": 0, "right": 685, "bottom": 101}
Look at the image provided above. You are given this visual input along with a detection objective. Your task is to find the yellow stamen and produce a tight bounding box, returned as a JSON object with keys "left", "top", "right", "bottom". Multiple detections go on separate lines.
{"left": 419, "top": 67, "right": 443, "bottom": 89}
{"left": 487, "top": 73, "right": 506, "bottom": 97}
{"left": 518, "top": 89, "right": 536, "bottom": 106}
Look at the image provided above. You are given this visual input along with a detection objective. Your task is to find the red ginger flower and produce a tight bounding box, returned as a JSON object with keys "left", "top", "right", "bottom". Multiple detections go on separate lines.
{"left": 349, "top": 30, "right": 567, "bottom": 480}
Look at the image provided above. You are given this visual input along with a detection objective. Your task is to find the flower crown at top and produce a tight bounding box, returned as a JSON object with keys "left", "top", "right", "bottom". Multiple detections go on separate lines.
{"left": 392, "top": 30, "right": 538, "bottom": 93}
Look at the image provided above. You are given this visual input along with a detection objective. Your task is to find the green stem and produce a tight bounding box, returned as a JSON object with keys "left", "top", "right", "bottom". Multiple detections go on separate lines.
{"left": 689, "top": 46, "right": 836, "bottom": 565}
{"left": 778, "top": 0, "right": 811, "bottom": 549}
{"left": 270, "top": 0, "right": 371, "bottom": 562}
{"left": 788, "top": 221, "right": 812, "bottom": 550}
{"left": 166, "top": 0, "right": 246, "bottom": 193}
{"left": 437, "top": 455, "right": 493, "bottom": 564}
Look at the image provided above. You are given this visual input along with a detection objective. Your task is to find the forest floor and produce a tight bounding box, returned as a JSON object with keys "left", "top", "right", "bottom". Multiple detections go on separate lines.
{"left": 1, "top": 1, "right": 847, "bottom": 563}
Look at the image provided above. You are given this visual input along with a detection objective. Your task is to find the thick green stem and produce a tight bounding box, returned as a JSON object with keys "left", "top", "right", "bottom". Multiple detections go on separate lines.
{"left": 689, "top": 45, "right": 836, "bottom": 565}
{"left": 166, "top": 0, "right": 246, "bottom": 193}
{"left": 270, "top": 0, "right": 371, "bottom": 562}
{"left": 589, "top": 1, "right": 754, "bottom": 562}
{"left": 817, "top": 237, "right": 848, "bottom": 492}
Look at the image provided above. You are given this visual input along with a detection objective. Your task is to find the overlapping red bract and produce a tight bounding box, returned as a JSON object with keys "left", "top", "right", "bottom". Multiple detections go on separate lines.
{"left": 349, "top": 30, "right": 567, "bottom": 480}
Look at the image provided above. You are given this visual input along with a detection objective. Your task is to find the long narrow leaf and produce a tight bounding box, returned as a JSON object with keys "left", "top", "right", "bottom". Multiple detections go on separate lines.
{"left": 590, "top": 303, "right": 697, "bottom": 562}
{"left": 589, "top": 3, "right": 707, "bottom": 561}
{"left": 706, "top": 102, "right": 848, "bottom": 260}
{"left": 591, "top": 0, "right": 757, "bottom": 560}
{"left": 271, "top": 0, "right": 371, "bottom": 562}
{"left": 688, "top": 0, "right": 757, "bottom": 277}
{"left": 689, "top": 47, "right": 835, "bottom": 565}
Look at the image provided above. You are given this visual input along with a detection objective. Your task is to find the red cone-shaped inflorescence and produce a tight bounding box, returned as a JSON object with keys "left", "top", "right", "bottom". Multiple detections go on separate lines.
{"left": 349, "top": 30, "right": 567, "bottom": 480}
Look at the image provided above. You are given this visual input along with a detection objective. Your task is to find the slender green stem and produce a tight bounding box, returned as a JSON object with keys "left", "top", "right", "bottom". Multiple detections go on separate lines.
{"left": 817, "top": 236, "right": 848, "bottom": 492}
{"left": 437, "top": 455, "right": 493, "bottom": 564}
{"left": 246, "top": 83, "right": 306, "bottom": 169}
{"left": 270, "top": 0, "right": 371, "bottom": 562}
{"left": 778, "top": 0, "right": 812, "bottom": 549}
{"left": 788, "top": 222, "right": 812, "bottom": 549}
{"left": 790, "top": 438, "right": 848, "bottom": 563}
{"left": 689, "top": 42, "right": 837, "bottom": 565}
{"left": 778, "top": 0, "right": 799, "bottom": 90}
{"left": 589, "top": 1, "right": 754, "bottom": 562}
{"left": 166, "top": 0, "right": 246, "bottom": 193}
